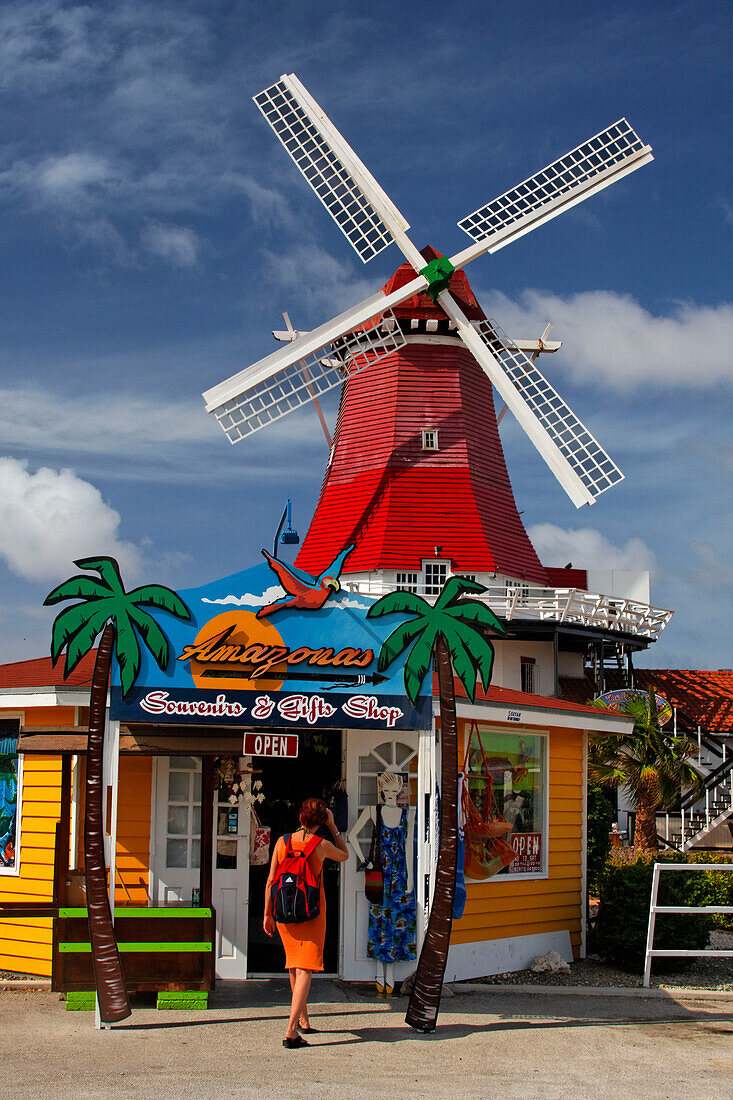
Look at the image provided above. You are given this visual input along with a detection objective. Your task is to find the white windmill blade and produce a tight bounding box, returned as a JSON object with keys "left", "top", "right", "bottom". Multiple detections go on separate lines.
{"left": 202, "top": 287, "right": 419, "bottom": 442}
{"left": 254, "top": 74, "right": 411, "bottom": 264}
{"left": 435, "top": 290, "right": 623, "bottom": 507}
{"left": 451, "top": 119, "right": 653, "bottom": 267}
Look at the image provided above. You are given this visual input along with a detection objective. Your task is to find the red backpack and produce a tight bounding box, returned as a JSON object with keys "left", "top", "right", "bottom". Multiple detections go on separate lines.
{"left": 271, "top": 834, "right": 322, "bottom": 923}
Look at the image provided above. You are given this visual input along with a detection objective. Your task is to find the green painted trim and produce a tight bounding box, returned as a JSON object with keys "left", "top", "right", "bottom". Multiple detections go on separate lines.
{"left": 59, "top": 907, "right": 212, "bottom": 919}
{"left": 65, "top": 991, "right": 96, "bottom": 1011}
{"left": 59, "top": 941, "right": 212, "bottom": 953}
{"left": 157, "top": 992, "right": 209, "bottom": 1010}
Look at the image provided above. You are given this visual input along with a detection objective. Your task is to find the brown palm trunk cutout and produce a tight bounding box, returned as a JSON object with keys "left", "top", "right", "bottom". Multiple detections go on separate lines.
{"left": 84, "top": 622, "right": 131, "bottom": 1023}
{"left": 405, "top": 635, "right": 457, "bottom": 1032}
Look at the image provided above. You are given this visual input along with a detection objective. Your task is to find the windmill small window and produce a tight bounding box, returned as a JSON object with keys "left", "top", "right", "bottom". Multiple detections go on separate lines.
{"left": 396, "top": 572, "right": 419, "bottom": 594}
{"left": 423, "top": 560, "right": 449, "bottom": 596}
{"left": 421, "top": 429, "right": 439, "bottom": 451}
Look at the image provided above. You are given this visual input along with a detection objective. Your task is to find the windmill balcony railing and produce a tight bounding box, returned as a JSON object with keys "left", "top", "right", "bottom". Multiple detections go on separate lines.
{"left": 343, "top": 578, "right": 673, "bottom": 642}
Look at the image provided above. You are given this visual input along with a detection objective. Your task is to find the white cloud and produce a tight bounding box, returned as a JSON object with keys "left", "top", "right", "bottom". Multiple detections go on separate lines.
{"left": 0, "top": 388, "right": 217, "bottom": 456}
{"left": 0, "top": 457, "right": 141, "bottom": 581}
{"left": 688, "top": 543, "right": 733, "bottom": 590}
{"left": 202, "top": 586, "right": 285, "bottom": 608}
{"left": 528, "top": 524, "right": 657, "bottom": 571}
{"left": 262, "top": 244, "right": 377, "bottom": 313}
{"left": 141, "top": 222, "right": 200, "bottom": 267}
{"left": 37, "top": 152, "right": 111, "bottom": 194}
{"left": 479, "top": 289, "right": 733, "bottom": 390}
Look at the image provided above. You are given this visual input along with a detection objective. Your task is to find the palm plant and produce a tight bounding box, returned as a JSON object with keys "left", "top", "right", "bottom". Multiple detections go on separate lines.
{"left": 45, "top": 557, "right": 191, "bottom": 1023}
{"left": 367, "top": 576, "right": 503, "bottom": 1031}
{"left": 590, "top": 688, "right": 704, "bottom": 851}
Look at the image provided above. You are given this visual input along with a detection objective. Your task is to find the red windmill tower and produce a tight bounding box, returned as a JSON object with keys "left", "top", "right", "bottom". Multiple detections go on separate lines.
{"left": 294, "top": 247, "right": 552, "bottom": 587}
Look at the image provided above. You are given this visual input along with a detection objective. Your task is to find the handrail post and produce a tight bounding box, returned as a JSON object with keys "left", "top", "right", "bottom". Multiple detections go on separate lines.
{"left": 643, "top": 863, "right": 661, "bottom": 987}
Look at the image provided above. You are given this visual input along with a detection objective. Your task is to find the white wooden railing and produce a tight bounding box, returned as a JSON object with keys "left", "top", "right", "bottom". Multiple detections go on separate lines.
{"left": 344, "top": 578, "right": 673, "bottom": 642}
{"left": 643, "top": 863, "right": 733, "bottom": 986}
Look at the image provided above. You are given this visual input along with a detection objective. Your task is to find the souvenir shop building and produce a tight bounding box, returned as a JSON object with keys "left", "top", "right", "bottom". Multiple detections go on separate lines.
{"left": 0, "top": 555, "right": 635, "bottom": 995}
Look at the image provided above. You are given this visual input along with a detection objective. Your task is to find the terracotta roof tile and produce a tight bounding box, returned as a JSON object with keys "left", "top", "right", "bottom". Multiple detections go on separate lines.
{"left": 0, "top": 651, "right": 96, "bottom": 690}
{"left": 560, "top": 669, "right": 733, "bottom": 733}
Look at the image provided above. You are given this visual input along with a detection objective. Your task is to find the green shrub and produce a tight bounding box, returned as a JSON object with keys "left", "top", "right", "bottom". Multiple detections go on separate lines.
{"left": 685, "top": 851, "right": 733, "bottom": 930}
{"left": 594, "top": 851, "right": 718, "bottom": 972}
{"left": 586, "top": 783, "right": 615, "bottom": 895}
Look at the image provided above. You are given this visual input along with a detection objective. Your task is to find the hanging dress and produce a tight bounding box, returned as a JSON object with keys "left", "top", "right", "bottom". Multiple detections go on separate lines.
{"left": 367, "top": 806, "right": 416, "bottom": 964}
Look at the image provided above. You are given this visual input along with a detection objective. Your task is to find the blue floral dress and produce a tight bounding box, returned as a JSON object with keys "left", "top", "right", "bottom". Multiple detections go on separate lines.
{"left": 367, "top": 806, "right": 416, "bottom": 963}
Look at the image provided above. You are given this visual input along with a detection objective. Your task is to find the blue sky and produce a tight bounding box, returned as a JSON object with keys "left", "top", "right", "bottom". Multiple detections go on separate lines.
{"left": 0, "top": 0, "right": 730, "bottom": 670}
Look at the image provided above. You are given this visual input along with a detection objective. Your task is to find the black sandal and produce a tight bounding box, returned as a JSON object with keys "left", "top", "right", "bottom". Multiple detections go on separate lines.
{"left": 283, "top": 1035, "right": 309, "bottom": 1048}
{"left": 298, "top": 1023, "right": 318, "bottom": 1033}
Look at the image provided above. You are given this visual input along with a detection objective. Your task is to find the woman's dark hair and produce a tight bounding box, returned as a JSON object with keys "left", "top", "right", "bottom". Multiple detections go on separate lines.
{"left": 299, "top": 797, "right": 329, "bottom": 830}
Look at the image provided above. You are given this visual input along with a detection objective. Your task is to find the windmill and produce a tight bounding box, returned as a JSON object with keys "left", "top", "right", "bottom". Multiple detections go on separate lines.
{"left": 202, "top": 73, "right": 652, "bottom": 511}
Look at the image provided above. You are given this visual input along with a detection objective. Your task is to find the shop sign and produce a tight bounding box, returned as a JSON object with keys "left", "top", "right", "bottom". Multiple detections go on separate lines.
{"left": 110, "top": 559, "right": 431, "bottom": 732}
{"left": 597, "top": 688, "right": 672, "bottom": 726}
{"left": 243, "top": 732, "right": 299, "bottom": 758}
{"left": 510, "top": 832, "right": 542, "bottom": 873}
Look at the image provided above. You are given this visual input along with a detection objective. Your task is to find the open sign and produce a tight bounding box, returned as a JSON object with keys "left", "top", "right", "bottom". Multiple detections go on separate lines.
{"left": 243, "top": 732, "right": 299, "bottom": 759}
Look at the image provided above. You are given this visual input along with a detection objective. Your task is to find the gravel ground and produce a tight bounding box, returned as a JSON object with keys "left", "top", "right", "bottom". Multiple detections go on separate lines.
{"left": 4, "top": 933, "right": 732, "bottom": 991}
{"left": 471, "top": 930, "right": 733, "bottom": 991}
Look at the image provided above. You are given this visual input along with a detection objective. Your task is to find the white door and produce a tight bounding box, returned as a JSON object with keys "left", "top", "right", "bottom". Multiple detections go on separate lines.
{"left": 151, "top": 756, "right": 250, "bottom": 980}
{"left": 342, "top": 732, "right": 418, "bottom": 981}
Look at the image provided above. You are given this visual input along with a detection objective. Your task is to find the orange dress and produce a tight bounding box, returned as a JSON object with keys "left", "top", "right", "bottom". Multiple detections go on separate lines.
{"left": 273, "top": 832, "right": 326, "bottom": 972}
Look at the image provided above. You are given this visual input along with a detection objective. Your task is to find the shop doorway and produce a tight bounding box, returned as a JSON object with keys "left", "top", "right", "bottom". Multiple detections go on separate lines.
{"left": 246, "top": 731, "right": 343, "bottom": 975}
{"left": 342, "top": 731, "right": 419, "bottom": 981}
{"left": 151, "top": 756, "right": 252, "bottom": 980}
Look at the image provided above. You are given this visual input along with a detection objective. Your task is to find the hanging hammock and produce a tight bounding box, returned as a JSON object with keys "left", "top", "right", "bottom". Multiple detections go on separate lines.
{"left": 462, "top": 722, "right": 516, "bottom": 881}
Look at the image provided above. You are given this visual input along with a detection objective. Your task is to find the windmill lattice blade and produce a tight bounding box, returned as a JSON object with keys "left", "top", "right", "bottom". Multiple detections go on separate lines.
{"left": 208, "top": 312, "right": 405, "bottom": 444}
{"left": 254, "top": 75, "right": 408, "bottom": 263}
{"left": 457, "top": 120, "right": 651, "bottom": 250}
{"left": 475, "top": 319, "right": 624, "bottom": 503}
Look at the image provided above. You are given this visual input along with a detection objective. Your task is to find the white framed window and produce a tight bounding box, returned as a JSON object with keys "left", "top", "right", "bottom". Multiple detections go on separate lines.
{"left": 396, "top": 571, "right": 419, "bottom": 594}
{"left": 421, "top": 429, "right": 439, "bottom": 451}
{"left": 462, "top": 723, "right": 548, "bottom": 880}
{"left": 0, "top": 718, "right": 22, "bottom": 877}
{"left": 520, "top": 657, "right": 536, "bottom": 695}
{"left": 423, "top": 560, "right": 449, "bottom": 596}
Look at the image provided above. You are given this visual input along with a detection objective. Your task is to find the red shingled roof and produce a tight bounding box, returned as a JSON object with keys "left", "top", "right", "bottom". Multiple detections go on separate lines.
{"left": 0, "top": 651, "right": 96, "bottom": 690}
{"left": 560, "top": 669, "right": 733, "bottom": 733}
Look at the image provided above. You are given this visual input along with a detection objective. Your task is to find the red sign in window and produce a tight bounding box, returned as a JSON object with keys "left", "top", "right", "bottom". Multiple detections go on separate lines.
{"left": 510, "top": 832, "right": 542, "bottom": 873}
{"left": 243, "top": 732, "right": 299, "bottom": 759}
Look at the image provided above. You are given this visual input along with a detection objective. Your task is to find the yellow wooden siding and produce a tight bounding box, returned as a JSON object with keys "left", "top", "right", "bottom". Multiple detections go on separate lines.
{"left": 114, "top": 757, "right": 152, "bottom": 905}
{"left": 451, "top": 723, "right": 584, "bottom": 957}
{"left": 0, "top": 755, "right": 62, "bottom": 976}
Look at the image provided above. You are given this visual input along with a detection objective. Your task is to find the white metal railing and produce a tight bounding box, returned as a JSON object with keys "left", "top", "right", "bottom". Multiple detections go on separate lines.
{"left": 643, "top": 863, "right": 733, "bottom": 986}
{"left": 344, "top": 577, "right": 673, "bottom": 642}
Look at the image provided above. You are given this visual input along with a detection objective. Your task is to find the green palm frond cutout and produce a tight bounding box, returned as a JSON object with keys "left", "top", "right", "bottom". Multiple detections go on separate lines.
{"left": 368, "top": 576, "right": 504, "bottom": 706}
{"left": 45, "top": 556, "right": 193, "bottom": 698}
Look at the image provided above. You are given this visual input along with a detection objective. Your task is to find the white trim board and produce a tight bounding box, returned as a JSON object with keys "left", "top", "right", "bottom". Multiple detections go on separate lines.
{"left": 445, "top": 930, "right": 573, "bottom": 982}
{"left": 454, "top": 699, "right": 633, "bottom": 734}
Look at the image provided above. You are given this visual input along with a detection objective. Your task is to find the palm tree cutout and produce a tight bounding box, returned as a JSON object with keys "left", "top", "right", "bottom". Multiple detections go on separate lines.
{"left": 591, "top": 688, "right": 703, "bottom": 852}
{"left": 45, "top": 557, "right": 192, "bottom": 1024}
{"left": 367, "top": 576, "right": 504, "bottom": 1031}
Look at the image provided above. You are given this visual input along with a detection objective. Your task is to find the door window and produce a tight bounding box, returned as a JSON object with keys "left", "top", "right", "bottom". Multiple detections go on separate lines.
{"left": 165, "top": 756, "right": 201, "bottom": 870}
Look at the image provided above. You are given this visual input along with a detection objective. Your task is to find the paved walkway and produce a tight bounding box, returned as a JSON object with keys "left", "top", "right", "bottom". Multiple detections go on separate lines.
{"left": 2, "top": 980, "right": 732, "bottom": 1099}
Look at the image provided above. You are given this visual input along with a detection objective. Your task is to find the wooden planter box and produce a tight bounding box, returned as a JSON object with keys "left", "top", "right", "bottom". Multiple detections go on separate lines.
{"left": 52, "top": 907, "right": 216, "bottom": 994}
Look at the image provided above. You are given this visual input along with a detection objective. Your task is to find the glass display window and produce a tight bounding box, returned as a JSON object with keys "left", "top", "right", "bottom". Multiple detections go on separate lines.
{"left": 0, "top": 719, "right": 21, "bottom": 876}
{"left": 461, "top": 722, "right": 547, "bottom": 880}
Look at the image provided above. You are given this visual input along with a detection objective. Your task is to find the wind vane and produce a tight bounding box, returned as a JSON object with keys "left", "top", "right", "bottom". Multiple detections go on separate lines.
{"left": 202, "top": 73, "right": 652, "bottom": 509}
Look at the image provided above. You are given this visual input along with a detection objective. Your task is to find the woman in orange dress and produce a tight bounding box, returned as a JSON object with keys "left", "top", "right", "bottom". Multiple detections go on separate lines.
{"left": 264, "top": 797, "right": 349, "bottom": 1048}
